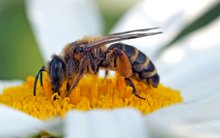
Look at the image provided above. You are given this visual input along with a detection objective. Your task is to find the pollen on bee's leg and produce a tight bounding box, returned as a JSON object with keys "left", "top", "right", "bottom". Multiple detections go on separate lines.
{"left": 70, "top": 86, "right": 81, "bottom": 105}
{"left": 116, "top": 76, "right": 126, "bottom": 90}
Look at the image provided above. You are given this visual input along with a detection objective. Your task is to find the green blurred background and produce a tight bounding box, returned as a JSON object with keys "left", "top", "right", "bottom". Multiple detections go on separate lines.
{"left": 0, "top": 0, "right": 43, "bottom": 80}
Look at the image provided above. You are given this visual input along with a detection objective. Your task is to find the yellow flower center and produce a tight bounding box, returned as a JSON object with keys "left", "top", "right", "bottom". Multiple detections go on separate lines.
{"left": 0, "top": 74, "right": 182, "bottom": 120}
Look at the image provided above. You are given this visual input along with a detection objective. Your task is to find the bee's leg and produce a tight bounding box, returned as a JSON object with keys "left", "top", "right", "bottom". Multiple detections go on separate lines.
{"left": 66, "top": 58, "right": 79, "bottom": 93}
{"left": 66, "top": 56, "right": 88, "bottom": 96}
{"left": 94, "top": 69, "right": 99, "bottom": 75}
{"left": 104, "top": 70, "right": 109, "bottom": 78}
{"left": 33, "top": 66, "right": 46, "bottom": 96}
{"left": 125, "top": 78, "right": 145, "bottom": 100}
{"left": 112, "top": 48, "right": 132, "bottom": 78}
{"left": 66, "top": 82, "right": 70, "bottom": 92}
{"left": 88, "top": 54, "right": 98, "bottom": 73}
{"left": 67, "top": 73, "right": 83, "bottom": 96}
{"left": 107, "top": 48, "right": 144, "bottom": 99}
{"left": 66, "top": 58, "right": 79, "bottom": 80}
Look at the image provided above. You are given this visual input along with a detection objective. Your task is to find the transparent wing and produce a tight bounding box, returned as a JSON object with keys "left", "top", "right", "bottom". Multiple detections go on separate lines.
{"left": 106, "top": 27, "right": 159, "bottom": 36}
{"left": 85, "top": 27, "right": 162, "bottom": 50}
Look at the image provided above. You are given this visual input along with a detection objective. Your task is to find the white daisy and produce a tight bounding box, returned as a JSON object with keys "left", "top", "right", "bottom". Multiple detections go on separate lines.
{"left": 0, "top": 0, "right": 220, "bottom": 137}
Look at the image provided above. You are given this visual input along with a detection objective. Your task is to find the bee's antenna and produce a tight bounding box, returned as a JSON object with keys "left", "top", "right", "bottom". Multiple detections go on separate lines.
{"left": 33, "top": 66, "right": 46, "bottom": 96}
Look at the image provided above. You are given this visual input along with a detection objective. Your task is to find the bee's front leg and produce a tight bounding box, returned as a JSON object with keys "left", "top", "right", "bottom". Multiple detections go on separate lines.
{"left": 66, "top": 58, "right": 79, "bottom": 91}
{"left": 66, "top": 56, "right": 89, "bottom": 96}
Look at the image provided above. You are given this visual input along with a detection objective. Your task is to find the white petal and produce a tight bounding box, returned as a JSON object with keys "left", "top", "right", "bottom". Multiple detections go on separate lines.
{"left": 0, "top": 104, "right": 63, "bottom": 137}
{"left": 0, "top": 81, "right": 64, "bottom": 137}
{"left": 0, "top": 105, "right": 45, "bottom": 137}
{"left": 151, "top": 19, "right": 220, "bottom": 137}
{"left": 26, "top": 0, "right": 103, "bottom": 60}
{"left": 0, "top": 80, "right": 22, "bottom": 94}
{"left": 44, "top": 118, "right": 63, "bottom": 137}
{"left": 64, "top": 108, "right": 149, "bottom": 138}
{"left": 112, "top": 0, "right": 218, "bottom": 58}
{"left": 145, "top": 93, "right": 220, "bottom": 138}
{"left": 157, "top": 18, "right": 220, "bottom": 102}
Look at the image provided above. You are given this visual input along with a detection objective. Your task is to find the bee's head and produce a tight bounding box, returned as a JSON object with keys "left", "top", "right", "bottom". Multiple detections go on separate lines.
{"left": 48, "top": 55, "right": 66, "bottom": 93}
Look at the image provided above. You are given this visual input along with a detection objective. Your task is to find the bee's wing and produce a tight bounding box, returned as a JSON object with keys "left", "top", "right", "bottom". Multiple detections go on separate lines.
{"left": 106, "top": 27, "right": 159, "bottom": 36}
{"left": 85, "top": 28, "right": 162, "bottom": 50}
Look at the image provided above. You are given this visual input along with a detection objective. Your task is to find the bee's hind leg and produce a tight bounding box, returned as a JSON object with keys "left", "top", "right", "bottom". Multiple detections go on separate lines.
{"left": 125, "top": 78, "right": 145, "bottom": 100}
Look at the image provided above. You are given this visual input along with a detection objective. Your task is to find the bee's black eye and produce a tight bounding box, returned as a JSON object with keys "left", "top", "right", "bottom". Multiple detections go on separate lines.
{"left": 75, "top": 47, "right": 84, "bottom": 53}
{"left": 49, "top": 55, "right": 66, "bottom": 92}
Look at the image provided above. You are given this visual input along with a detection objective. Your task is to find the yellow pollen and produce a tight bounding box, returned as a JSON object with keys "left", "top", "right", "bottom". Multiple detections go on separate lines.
{"left": 0, "top": 74, "right": 182, "bottom": 120}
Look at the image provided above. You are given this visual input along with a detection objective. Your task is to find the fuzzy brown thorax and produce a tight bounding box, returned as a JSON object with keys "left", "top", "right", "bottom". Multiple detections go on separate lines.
{"left": 62, "top": 36, "right": 106, "bottom": 62}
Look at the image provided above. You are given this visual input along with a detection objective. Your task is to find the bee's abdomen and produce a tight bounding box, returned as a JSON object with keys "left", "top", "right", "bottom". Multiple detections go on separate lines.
{"left": 108, "top": 43, "right": 159, "bottom": 87}
{"left": 108, "top": 43, "right": 137, "bottom": 59}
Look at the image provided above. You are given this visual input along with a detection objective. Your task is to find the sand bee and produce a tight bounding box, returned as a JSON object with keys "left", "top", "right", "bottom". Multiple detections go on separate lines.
{"left": 33, "top": 27, "right": 162, "bottom": 99}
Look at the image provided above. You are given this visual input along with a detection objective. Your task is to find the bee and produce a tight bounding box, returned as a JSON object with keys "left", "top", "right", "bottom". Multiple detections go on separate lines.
{"left": 33, "top": 27, "right": 162, "bottom": 99}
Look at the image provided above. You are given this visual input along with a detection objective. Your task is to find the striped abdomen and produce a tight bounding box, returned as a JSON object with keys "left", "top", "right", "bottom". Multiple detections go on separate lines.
{"left": 108, "top": 43, "right": 159, "bottom": 87}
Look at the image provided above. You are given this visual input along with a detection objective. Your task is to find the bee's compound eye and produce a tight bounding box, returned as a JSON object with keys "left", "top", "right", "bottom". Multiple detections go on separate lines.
{"left": 49, "top": 55, "right": 66, "bottom": 92}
